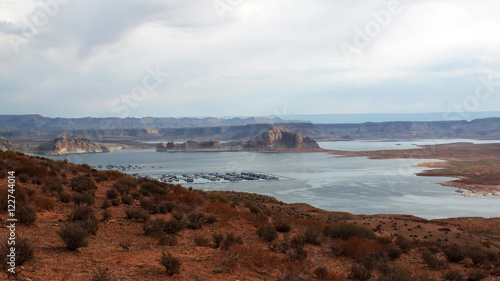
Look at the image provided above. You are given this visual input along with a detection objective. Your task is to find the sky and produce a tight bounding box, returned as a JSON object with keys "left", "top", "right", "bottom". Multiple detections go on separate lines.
{"left": 1, "top": 0, "right": 500, "bottom": 119}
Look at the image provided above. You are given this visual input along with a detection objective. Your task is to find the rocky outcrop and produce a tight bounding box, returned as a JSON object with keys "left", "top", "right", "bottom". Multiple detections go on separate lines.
{"left": 35, "top": 135, "right": 111, "bottom": 155}
{"left": 246, "top": 126, "right": 319, "bottom": 150}
{"left": 157, "top": 126, "right": 320, "bottom": 152}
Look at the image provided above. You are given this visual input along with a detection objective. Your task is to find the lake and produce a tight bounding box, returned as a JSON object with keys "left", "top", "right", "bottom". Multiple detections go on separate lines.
{"left": 47, "top": 139, "right": 500, "bottom": 219}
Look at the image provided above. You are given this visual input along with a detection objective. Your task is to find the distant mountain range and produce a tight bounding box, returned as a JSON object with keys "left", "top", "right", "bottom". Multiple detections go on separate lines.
{"left": 0, "top": 114, "right": 289, "bottom": 131}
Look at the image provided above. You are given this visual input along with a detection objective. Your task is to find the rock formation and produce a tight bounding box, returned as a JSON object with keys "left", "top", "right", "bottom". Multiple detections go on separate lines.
{"left": 35, "top": 135, "right": 111, "bottom": 155}
{"left": 246, "top": 125, "right": 319, "bottom": 150}
{"left": 156, "top": 126, "right": 320, "bottom": 152}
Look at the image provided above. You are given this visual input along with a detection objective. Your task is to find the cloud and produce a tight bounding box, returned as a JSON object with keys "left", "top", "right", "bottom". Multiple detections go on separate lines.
{"left": 1, "top": 0, "right": 500, "bottom": 118}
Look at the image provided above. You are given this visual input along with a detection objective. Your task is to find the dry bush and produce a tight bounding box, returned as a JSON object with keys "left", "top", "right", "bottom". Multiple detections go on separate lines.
{"left": 157, "top": 233, "right": 178, "bottom": 246}
{"left": 193, "top": 235, "right": 211, "bottom": 247}
{"left": 205, "top": 215, "right": 217, "bottom": 224}
{"left": 164, "top": 218, "right": 184, "bottom": 234}
{"left": 387, "top": 244, "right": 402, "bottom": 260}
{"left": 92, "top": 171, "right": 109, "bottom": 183}
{"left": 244, "top": 201, "right": 262, "bottom": 215}
{"left": 178, "top": 192, "right": 204, "bottom": 206}
{"left": 32, "top": 194, "right": 56, "bottom": 210}
{"left": 141, "top": 182, "right": 167, "bottom": 195}
{"left": 287, "top": 246, "right": 307, "bottom": 261}
{"left": 121, "top": 195, "right": 133, "bottom": 205}
{"left": 207, "top": 191, "right": 231, "bottom": 203}
{"left": 0, "top": 237, "right": 34, "bottom": 266}
{"left": 304, "top": 226, "right": 322, "bottom": 245}
{"left": 257, "top": 224, "right": 278, "bottom": 242}
{"left": 101, "top": 210, "right": 112, "bottom": 222}
{"left": 342, "top": 237, "right": 387, "bottom": 261}
{"left": 212, "top": 233, "right": 224, "bottom": 249}
{"left": 57, "top": 223, "right": 89, "bottom": 250}
{"left": 291, "top": 234, "right": 306, "bottom": 249}
{"left": 394, "top": 235, "right": 415, "bottom": 253}
{"left": 378, "top": 266, "right": 420, "bottom": 281}
{"left": 42, "top": 177, "right": 63, "bottom": 193}
{"left": 444, "top": 269, "right": 463, "bottom": 281}
{"left": 105, "top": 170, "right": 125, "bottom": 180}
{"left": 444, "top": 244, "right": 466, "bottom": 263}
{"left": 348, "top": 265, "right": 371, "bottom": 281}
{"left": 72, "top": 192, "right": 95, "bottom": 205}
{"left": 324, "top": 223, "right": 375, "bottom": 241}
{"left": 90, "top": 268, "right": 114, "bottom": 281}
{"left": 106, "top": 189, "right": 119, "bottom": 199}
{"left": 143, "top": 218, "right": 167, "bottom": 236}
{"left": 69, "top": 205, "right": 95, "bottom": 221}
{"left": 231, "top": 244, "right": 280, "bottom": 273}
{"left": 465, "top": 247, "right": 488, "bottom": 266}
{"left": 160, "top": 251, "right": 181, "bottom": 275}
{"left": 205, "top": 202, "right": 236, "bottom": 221}
{"left": 16, "top": 203, "right": 37, "bottom": 224}
{"left": 421, "top": 250, "right": 447, "bottom": 270}
{"left": 70, "top": 175, "right": 97, "bottom": 192}
{"left": 140, "top": 198, "right": 160, "bottom": 214}
{"left": 184, "top": 211, "right": 205, "bottom": 229}
{"left": 467, "top": 269, "right": 488, "bottom": 281}
{"left": 101, "top": 198, "right": 111, "bottom": 209}
{"left": 362, "top": 252, "right": 389, "bottom": 272}
{"left": 221, "top": 233, "right": 242, "bottom": 250}
{"left": 125, "top": 208, "right": 150, "bottom": 222}
{"left": 58, "top": 191, "right": 72, "bottom": 203}
{"left": 16, "top": 164, "right": 48, "bottom": 179}
{"left": 273, "top": 217, "right": 291, "bottom": 233}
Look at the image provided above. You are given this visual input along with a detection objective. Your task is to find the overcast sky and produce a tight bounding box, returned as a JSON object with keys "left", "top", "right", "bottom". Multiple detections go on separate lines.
{"left": 1, "top": 0, "right": 500, "bottom": 118}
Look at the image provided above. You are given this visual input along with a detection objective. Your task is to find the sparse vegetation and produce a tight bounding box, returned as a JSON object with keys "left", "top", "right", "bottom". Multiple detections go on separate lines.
{"left": 160, "top": 251, "right": 181, "bottom": 275}
{"left": 257, "top": 224, "right": 277, "bottom": 242}
{"left": 0, "top": 238, "right": 34, "bottom": 266}
{"left": 57, "top": 223, "right": 89, "bottom": 250}
{"left": 125, "top": 208, "right": 150, "bottom": 222}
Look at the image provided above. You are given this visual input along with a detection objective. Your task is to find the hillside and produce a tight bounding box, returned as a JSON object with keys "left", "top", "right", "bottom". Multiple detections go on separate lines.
{"left": 0, "top": 151, "right": 499, "bottom": 280}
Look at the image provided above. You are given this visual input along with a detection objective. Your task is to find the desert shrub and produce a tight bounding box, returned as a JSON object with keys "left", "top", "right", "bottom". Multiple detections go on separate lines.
{"left": 131, "top": 192, "right": 141, "bottom": 199}
{"left": 32, "top": 194, "right": 56, "bottom": 210}
{"left": 419, "top": 240, "right": 442, "bottom": 253}
{"left": 160, "top": 251, "right": 181, "bottom": 275}
{"left": 324, "top": 223, "right": 375, "bottom": 241}
{"left": 362, "top": 252, "right": 389, "bottom": 272}
{"left": 101, "top": 198, "right": 111, "bottom": 209}
{"left": 212, "top": 233, "right": 224, "bottom": 249}
{"left": 207, "top": 191, "right": 230, "bottom": 203}
{"left": 394, "top": 235, "right": 414, "bottom": 253}
{"left": 0, "top": 237, "right": 34, "bottom": 266}
{"left": 465, "top": 247, "right": 488, "bottom": 266}
{"left": 172, "top": 212, "right": 184, "bottom": 221}
{"left": 125, "top": 208, "right": 150, "bottom": 222}
{"left": 184, "top": 211, "right": 205, "bottom": 229}
{"left": 77, "top": 218, "right": 99, "bottom": 235}
{"left": 143, "top": 218, "right": 167, "bottom": 236}
{"left": 291, "top": 234, "right": 306, "bottom": 249}
{"left": 106, "top": 189, "right": 119, "bottom": 200}
{"left": 387, "top": 245, "right": 402, "bottom": 260}
{"left": 244, "top": 201, "right": 262, "bottom": 214}
{"left": 206, "top": 215, "right": 217, "bottom": 224}
{"left": 110, "top": 199, "right": 120, "bottom": 206}
{"left": 163, "top": 218, "right": 184, "bottom": 234}
{"left": 141, "top": 182, "right": 166, "bottom": 195}
{"left": 121, "top": 195, "right": 133, "bottom": 205}
{"left": 16, "top": 203, "right": 37, "bottom": 224}
{"left": 101, "top": 210, "right": 112, "bottom": 222}
{"left": 159, "top": 202, "right": 174, "bottom": 213}
{"left": 304, "top": 226, "right": 322, "bottom": 245}
{"left": 422, "top": 250, "right": 447, "bottom": 270}
{"left": 90, "top": 268, "right": 113, "bottom": 281}
{"left": 467, "top": 269, "right": 488, "bottom": 281}
{"left": 92, "top": 171, "right": 109, "bottom": 183}
{"left": 444, "top": 244, "right": 466, "bottom": 263}
{"left": 444, "top": 269, "right": 463, "bottom": 281}
{"left": 343, "top": 237, "right": 387, "bottom": 261}
{"left": 273, "top": 217, "right": 291, "bottom": 233}
{"left": 58, "top": 192, "right": 72, "bottom": 203}
{"left": 140, "top": 198, "right": 159, "bottom": 214}
{"left": 221, "top": 233, "right": 242, "bottom": 250}
{"left": 70, "top": 175, "right": 97, "bottom": 192}
{"left": 194, "top": 235, "right": 211, "bottom": 247}
{"left": 57, "top": 223, "right": 89, "bottom": 250}
{"left": 42, "top": 177, "right": 63, "bottom": 193}
{"left": 257, "top": 224, "right": 277, "bottom": 242}
{"left": 378, "top": 266, "right": 419, "bottom": 281}
{"left": 314, "top": 267, "right": 329, "bottom": 280}
{"left": 348, "top": 265, "right": 371, "bottom": 281}
{"left": 287, "top": 246, "right": 307, "bottom": 261}
{"left": 70, "top": 205, "right": 95, "bottom": 222}
{"left": 157, "top": 233, "right": 178, "bottom": 246}
{"left": 72, "top": 192, "right": 95, "bottom": 205}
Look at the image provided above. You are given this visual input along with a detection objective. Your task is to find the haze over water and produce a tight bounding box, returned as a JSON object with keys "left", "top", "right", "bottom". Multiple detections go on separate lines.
{"left": 49, "top": 140, "right": 500, "bottom": 219}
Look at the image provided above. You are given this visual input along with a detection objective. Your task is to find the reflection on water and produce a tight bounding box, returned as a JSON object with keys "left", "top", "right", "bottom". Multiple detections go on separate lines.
{"left": 48, "top": 140, "right": 500, "bottom": 219}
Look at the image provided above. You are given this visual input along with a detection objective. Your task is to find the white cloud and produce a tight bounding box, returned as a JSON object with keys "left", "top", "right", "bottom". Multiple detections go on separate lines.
{"left": 1, "top": 0, "right": 500, "bottom": 118}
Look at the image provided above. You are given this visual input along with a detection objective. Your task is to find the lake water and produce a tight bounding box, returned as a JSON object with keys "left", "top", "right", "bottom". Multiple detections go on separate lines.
{"left": 48, "top": 140, "right": 500, "bottom": 219}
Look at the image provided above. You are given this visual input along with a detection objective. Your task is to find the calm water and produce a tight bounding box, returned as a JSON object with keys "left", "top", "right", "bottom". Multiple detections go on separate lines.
{"left": 48, "top": 140, "right": 500, "bottom": 219}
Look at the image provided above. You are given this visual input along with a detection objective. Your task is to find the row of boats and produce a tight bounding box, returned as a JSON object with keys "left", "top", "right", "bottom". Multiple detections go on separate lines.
{"left": 159, "top": 172, "right": 279, "bottom": 183}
